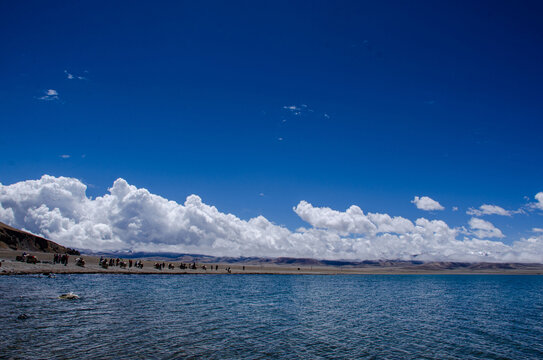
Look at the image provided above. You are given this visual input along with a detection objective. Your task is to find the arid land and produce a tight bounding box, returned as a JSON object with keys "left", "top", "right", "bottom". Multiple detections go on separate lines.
{"left": 1, "top": 249, "right": 543, "bottom": 275}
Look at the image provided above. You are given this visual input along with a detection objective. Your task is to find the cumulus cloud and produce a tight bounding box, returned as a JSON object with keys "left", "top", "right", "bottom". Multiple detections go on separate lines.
{"left": 468, "top": 218, "right": 504, "bottom": 239}
{"left": 411, "top": 196, "right": 444, "bottom": 211}
{"left": 38, "top": 89, "right": 59, "bottom": 101}
{"left": 294, "top": 201, "right": 377, "bottom": 235}
{"left": 507, "top": 234, "right": 543, "bottom": 263}
{"left": 533, "top": 228, "right": 543, "bottom": 233}
{"left": 534, "top": 192, "right": 543, "bottom": 210}
{"left": 0, "top": 203, "right": 15, "bottom": 225}
{"left": 293, "top": 201, "right": 415, "bottom": 235}
{"left": 0, "top": 175, "right": 541, "bottom": 262}
{"left": 467, "top": 204, "right": 512, "bottom": 216}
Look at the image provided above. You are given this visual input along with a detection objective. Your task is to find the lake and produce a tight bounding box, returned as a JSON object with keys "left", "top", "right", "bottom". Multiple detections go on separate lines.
{"left": 1, "top": 274, "right": 542, "bottom": 359}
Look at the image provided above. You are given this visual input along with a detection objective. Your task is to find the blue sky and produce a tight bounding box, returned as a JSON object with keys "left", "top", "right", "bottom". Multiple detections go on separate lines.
{"left": 1, "top": 1, "right": 542, "bottom": 255}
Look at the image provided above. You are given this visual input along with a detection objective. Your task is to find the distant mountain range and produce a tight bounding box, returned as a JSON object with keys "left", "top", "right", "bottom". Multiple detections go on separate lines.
{"left": 0, "top": 222, "right": 79, "bottom": 255}
{"left": 2, "top": 222, "right": 541, "bottom": 271}
{"left": 83, "top": 250, "right": 542, "bottom": 271}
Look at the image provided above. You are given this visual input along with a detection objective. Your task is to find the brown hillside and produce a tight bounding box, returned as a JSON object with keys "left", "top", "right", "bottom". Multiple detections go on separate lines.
{"left": 0, "top": 222, "right": 79, "bottom": 254}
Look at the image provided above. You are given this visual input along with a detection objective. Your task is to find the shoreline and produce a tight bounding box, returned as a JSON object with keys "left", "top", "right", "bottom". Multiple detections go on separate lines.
{"left": 2, "top": 250, "right": 543, "bottom": 276}
{"left": 4, "top": 271, "right": 543, "bottom": 276}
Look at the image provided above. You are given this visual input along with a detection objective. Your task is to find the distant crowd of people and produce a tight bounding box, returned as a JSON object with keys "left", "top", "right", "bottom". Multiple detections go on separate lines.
{"left": 99, "top": 257, "right": 144, "bottom": 269}
{"left": 97, "top": 258, "right": 231, "bottom": 272}
{"left": 53, "top": 253, "right": 69, "bottom": 266}
{"left": 42, "top": 254, "right": 244, "bottom": 273}
{"left": 13, "top": 252, "right": 246, "bottom": 273}
{"left": 156, "top": 262, "right": 201, "bottom": 270}
{"left": 152, "top": 262, "right": 232, "bottom": 272}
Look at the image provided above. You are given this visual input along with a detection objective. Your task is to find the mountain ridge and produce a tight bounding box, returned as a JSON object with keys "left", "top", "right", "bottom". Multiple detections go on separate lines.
{"left": 0, "top": 222, "right": 79, "bottom": 255}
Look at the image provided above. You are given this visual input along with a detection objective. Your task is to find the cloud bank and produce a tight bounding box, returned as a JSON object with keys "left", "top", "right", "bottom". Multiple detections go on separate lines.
{"left": 0, "top": 175, "right": 542, "bottom": 262}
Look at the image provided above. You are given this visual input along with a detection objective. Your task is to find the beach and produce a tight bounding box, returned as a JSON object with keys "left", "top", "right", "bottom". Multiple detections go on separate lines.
{"left": 2, "top": 250, "right": 543, "bottom": 275}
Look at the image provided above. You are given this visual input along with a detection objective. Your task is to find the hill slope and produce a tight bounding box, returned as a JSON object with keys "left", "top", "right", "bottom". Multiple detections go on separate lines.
{"left": 0, "top": 222, "right": 79, "bottom": 254}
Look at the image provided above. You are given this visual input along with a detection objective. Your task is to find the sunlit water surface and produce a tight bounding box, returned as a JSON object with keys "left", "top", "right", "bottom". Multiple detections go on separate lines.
{"left": 1, "top": 274, "right": 542, "bottom": 359}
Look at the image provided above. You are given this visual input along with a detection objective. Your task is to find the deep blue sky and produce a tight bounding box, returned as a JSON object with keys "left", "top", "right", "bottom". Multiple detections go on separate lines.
{"left": 1, "top": 0, "right": 542, "bottom": 242}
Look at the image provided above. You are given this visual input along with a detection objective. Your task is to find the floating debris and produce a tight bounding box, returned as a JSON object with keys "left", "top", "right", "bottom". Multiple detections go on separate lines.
{"left": 59, "top": 292, "right": 80, "bottom": 300}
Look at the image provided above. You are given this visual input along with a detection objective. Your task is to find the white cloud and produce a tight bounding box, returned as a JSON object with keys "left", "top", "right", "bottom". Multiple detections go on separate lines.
{"left": 0, "top": 175, "right": 541, "bottom": 262}
{"left": 467, "top": 204, "right": 511, "bottom": 216}
{"left": 283, "top": 105, "right": 301, "bottom": 111}
{"left": 411, "top": 196, "right": 444, "bottom": 211}
{"left": 294, "top": 201, "right": 378, "bottom": 235}
{"left": 60, "top": 155, "right": 71, "bottom": 159}
{"left": 282, "top": 104, "right": 312, "bottom": 116}
{"left": 533, "top": 228, "right": 543, "bottom": 233}
{"left": 0, "top": 202, "right": 15, "bottom": 225}
{"left": 452, "top": 206, "right": 459, "bottom": 211}
{"left": 535, "top": 192, "right": 543, "bottom": 210}
{"left": 468, "top": 218, "right": 504, "bottom": 239}
{"left": 507, "top": 235, "right": 543, "bottom": 263}
{"left": 38, "top": 89, "right": 59, "bottom": 101}
{"left": 283, "top": 104, "right": 328, "bottom": 119}
{"left": 64, "top": 70, "right": 86, "bottom": 80}
{"left": 524, "top": 192, "right": 543, "bottom": 212}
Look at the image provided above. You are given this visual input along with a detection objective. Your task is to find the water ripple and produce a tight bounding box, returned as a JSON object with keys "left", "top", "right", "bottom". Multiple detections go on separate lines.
{"left": 1, "top": 274, "right": 542, "bottom": 359}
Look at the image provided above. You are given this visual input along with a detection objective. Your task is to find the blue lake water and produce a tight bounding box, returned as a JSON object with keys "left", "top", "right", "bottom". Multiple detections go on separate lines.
{"left": 1, "top": 274, "right": 543, "bottom": 359}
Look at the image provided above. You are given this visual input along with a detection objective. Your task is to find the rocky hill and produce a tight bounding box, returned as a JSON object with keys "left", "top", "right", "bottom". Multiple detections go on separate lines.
{"left": 0, "top": 222, "right": 79, "bottom": 254}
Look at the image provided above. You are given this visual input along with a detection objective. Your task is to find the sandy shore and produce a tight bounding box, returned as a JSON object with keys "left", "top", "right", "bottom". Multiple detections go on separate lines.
{"left": 1, "top": 250, "right": 543, "bottom": 275}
